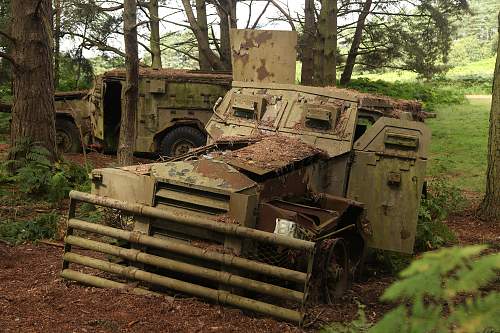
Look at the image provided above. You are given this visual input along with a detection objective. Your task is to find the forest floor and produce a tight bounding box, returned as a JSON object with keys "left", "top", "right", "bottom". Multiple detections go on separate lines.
{"left": 0, "top": 96, "right": 498, "bottom": 332}
{"left": 0, "top": 146, "right": 498, "bottom": 332}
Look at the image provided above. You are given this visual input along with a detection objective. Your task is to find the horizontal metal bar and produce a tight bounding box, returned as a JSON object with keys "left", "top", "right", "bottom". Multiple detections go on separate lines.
{"left": 69, "top": 190, "right": 315, "bottom": 251}
{"left": 68, "top": 218, "right": 307, "bottom": 283}
{"left": 64, "top": 252, "right": 303, "bottom": 324}
{"left": 60, "top": 269, "right": 161, "bottom": 297}
{"left": 66, "top": 235, "right": 304, "bottom": 302}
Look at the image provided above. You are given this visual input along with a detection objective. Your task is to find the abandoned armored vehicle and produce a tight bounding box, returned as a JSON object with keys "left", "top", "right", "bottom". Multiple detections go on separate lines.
{"left": 54, "top": 68, "right": 231, "bottom": 156}
{"left": 61, "top": 81, "right": 430, "bottom": 324}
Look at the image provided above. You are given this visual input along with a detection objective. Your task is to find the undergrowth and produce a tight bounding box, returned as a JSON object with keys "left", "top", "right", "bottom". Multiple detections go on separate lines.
{"left": 344, "top": 78, "right": 466, "bottom": 111}
{"left": 371, "top": 246, "right": 500, "bottom": 333}
{"left": 0, "top": 139, "right": 90, "bottom": 202}
{"left": 415, "top": 178, "right": 464, "bottom": 252}
{"left": 322, "top": 246, "right": 500, "bottom": 333}
{"left": 0, "top": 212, "right": 60, "bottom": 245}
{"left": 0, "top": 140, "right": 91, "bottom": 244}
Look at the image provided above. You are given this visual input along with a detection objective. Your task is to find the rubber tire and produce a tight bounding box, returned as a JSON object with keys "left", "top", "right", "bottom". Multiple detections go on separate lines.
{"left": 159, "top": 126, "right": 206, "bottom": 157}
{"left": 56, "top": 119, "right": 81, "bottom": 153}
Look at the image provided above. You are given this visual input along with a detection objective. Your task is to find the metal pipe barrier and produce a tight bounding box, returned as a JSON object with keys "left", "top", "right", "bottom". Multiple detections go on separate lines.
{"left": 61, "top": 191, "right": 316, "bottom": 325}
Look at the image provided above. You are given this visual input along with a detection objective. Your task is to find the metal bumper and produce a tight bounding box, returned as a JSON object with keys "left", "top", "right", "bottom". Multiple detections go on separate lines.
{"left": 61, "top": 191, "right": 316, "bottom": 324}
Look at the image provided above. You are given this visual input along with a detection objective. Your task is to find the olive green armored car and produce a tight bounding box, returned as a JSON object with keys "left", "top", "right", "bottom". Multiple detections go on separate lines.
{"left": 61, "top": 81, "right": 430, "bottom": 324}
{"left": 54, "top": 68, "right": 231, "bottom": 156}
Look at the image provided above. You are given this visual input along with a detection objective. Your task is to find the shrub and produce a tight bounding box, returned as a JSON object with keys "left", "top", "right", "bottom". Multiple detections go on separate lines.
{"left": 369, "top": 246, "right": 500, "bottom": 333}
{"left": 344, "top": 78, "right": 466, "bottom": 110}
{"left": 1, "top": 139, "right": 90, "bottom": 202}
{"left": 0, "top": 212, "right": 61, "bottom": 244}
{"left": 415, "top": 179, "right": 464, "bottom": 252}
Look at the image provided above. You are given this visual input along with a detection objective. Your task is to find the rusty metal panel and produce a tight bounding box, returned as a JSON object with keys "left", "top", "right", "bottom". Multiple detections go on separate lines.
{"left": 230, "top": 29, "right": 297, "bottom": 84}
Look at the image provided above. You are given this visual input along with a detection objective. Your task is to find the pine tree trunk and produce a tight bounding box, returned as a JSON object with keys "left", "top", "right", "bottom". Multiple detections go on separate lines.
{"left": 323, "top": 0, "right": 337, "bottom": 85}
{"left": 149, "top": 0, "right": 162, "bottom": 69}
{"left": 9, "top": 0, "right": 57, "bottom": 162}
{"left": 54, "top": 0, "right": 61, "bottom": 88}
{"left": 118, "top": 0, "right": 138, "bottom": 166}
{"left": 301, "top": 0, "right": 315, "bottom": 85}
{"left": 181, "top": 0, "right": 224, "bottom": 70}
{"left": 478, "top": 11, "right": 500, "bottom": 222}
{"left": 339, "top": 0, "right": 372, "bottom": 86}
{"left": 218, "top": 0, "right": 236, "bottom": 71}
{"left": 196, "top": 0, "right": 211, "bottom": 70}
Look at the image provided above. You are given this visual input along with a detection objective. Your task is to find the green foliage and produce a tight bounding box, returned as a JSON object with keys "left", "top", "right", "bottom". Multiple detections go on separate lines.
{"left": 344, "top": 78, "right": 465, "bottom": 110}
{"left": 57, "top": 51, "right": 94, "bottom": 91}
{"left": 415, "top": 179, "right": 463, "bottom": 251}
{"left": 0, "top": 212, "right": 60, "bottom": 245}
{"left": 449, "top": 36, "right": 496, "bottom": 66}
{"left": 77, "top": 203, "right": 104, "bottom": 224}
{"left": 321, "top": 303, "right": 371, "bottom": 333}
{"left": 1, "top": 140, "right": 90, "bottom": 202}
{"left": 90, "top": 54, "right": 125, "bottom": 75}
{"left": 369, "top": 246, "right": 500, "bottom": 333}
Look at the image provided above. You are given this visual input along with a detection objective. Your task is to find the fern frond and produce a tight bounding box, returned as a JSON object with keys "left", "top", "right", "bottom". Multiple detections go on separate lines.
{"left": 450, "top": 292, "right": 500, "bottom": 333}
{"left": 446, "top": 253, "right": 500, "bottom": 297}
{"left": 369, "top": 305, "right": 408, "bottom": 333}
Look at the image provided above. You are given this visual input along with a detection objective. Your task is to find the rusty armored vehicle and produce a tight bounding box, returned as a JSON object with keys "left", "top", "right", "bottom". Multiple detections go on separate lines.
{"left": 54, "top": 68, "right": 231, "bottom": 156}
{"left": 60, "top": 79, "right": 430, "bottom": 324}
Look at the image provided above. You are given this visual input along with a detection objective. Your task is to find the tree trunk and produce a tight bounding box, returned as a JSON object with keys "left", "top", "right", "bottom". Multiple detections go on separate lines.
{"left": 218, "top": 0, "right": 236, "bottom": 71}
{"left": 195, "top": 0, "right": 211, "bottom": 70}
{"left": 54, "top": 0, "right": 61, "bottom": 89}
{"left": 149, "top": 0, "right": 162, "bottom": 69}
{"left": 301, "top": 0, "right": 315, "bottom": 85}
{"left": 9, "top": 0, "right": 57, "bottom": 162}
{"left": 323, "top": 0, "right": 337, "bottom": 85}
{"left": 478, "top": 11, "right": 500, "bottom": 222}
{"left": 118, "top": 0, "right": 138, "bottom": 166}
{"left": 181, "top": 0, "right": 224, "bottom": 70}
{"left": 339, "top": 0, "right": 372, "bottom": 86}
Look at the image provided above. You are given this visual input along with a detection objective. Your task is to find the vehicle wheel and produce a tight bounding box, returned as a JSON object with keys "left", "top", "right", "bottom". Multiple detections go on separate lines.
{"left": 159, "top": 126, "right": 206, "bottom": 157}
{"left": 56, "top": 119, "right": 81, "bottom": 154}
{"left": 323, "top": 238, "right": 350, "bottom": 304}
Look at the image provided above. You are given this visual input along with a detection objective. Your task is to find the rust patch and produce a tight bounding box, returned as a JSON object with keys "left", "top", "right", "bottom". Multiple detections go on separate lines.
{"left": 256, "top": 59, "right": 273, "bottom": 81}
{"left": 194, "top": 159, "right": 255, "bottom": 190}
{"left": 253, "top": 30, "right": 273, "bottom": 45}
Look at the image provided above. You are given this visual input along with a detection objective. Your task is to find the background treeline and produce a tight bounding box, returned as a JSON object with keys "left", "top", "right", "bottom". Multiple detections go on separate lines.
{"left": 0, "top": 0, "right": 498, "bottom": 100}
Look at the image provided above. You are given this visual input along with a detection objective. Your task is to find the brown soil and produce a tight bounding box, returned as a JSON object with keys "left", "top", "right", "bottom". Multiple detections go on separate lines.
{"left": 0, "top": 242, "right": 391, "bottom": 332}
{"left": 444, "top": 200, "right": 500, "bottom": 247}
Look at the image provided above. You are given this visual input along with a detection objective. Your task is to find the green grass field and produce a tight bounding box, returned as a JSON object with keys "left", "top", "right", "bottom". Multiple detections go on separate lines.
{"left": 353, "top": 57, "right": 495, "bottom": 83}
{"left": 427, "top": 98, "right": 491, "bottom": 192}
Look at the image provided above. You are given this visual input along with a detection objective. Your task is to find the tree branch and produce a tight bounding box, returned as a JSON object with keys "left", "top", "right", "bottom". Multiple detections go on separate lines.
{"left": 70, "top": 32, "right": 126, "bottom": 57}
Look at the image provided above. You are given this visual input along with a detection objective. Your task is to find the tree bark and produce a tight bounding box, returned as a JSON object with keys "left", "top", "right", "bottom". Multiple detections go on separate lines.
{"left": 314, "top": 0, "right": 337, "bottom": 86}
{"left": 181, "top": 0, "right": 225, "bottom": 70}
{"left": 301, "top": 0, "right": 315, "bottom": 85}
{"left": 478, "top": 11, "right": 500, "bottom": 222}
{"left": 323, "top": 0, "right": 337, "bottom": 85}
{"left": 54, "top": 0, "right": 61, "bottom": 88}
{"left": 9, "top": 0, "right": 57, "bottom": 162}
{"left": 339, "top": 0, "right": 372, "bottom": 86}
{"left": 195, "top": 0, "right": 211, "bottom": 70}
{"left": 149, "top": 0, "right": 162, "bottom": 69}
{"left": 217, "top": 0, "right": 236, "bottom": 71}
{"left": 118, "top": 0, "right": 138, "bottom": 166}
